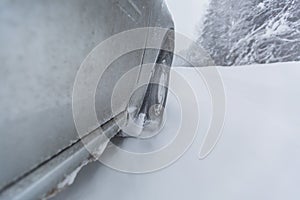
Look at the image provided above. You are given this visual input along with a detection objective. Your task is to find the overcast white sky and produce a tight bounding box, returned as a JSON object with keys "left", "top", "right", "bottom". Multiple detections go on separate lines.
{"left": 165, "top": 0, "right": 210, "bottom": 39}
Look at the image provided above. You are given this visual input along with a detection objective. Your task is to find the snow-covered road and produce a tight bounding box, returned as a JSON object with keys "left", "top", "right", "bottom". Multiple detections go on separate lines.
{"left": 54, "top": 62, "right": 300, "bottom": 200}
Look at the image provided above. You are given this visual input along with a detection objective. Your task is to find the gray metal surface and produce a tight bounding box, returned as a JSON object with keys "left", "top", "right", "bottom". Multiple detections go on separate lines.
{"left": 0, "top": 112, "right": 126, "bottom": 200}
{"left": 0, "top": 0, "right": 173, "bottom": 195}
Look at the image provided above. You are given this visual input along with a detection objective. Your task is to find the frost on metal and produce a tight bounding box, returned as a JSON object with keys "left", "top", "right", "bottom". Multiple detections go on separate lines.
{"left": 200, "top": 0, "right": 300, "bottom": 65}
{"left": 42, "top": 160, "right": 90, "bottom": 200}
{"left": 56, "top": 161, "right": 89, "bottom": 190}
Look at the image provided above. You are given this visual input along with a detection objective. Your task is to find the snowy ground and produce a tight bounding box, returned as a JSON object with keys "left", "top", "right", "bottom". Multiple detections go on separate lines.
{"left": 53, "top": 62, "right": 300, "bottom": 200}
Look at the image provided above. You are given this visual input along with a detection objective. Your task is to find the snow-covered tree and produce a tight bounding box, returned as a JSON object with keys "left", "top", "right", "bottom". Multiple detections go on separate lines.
{"left": 200, "top": 0, "right": 300, "bottom": 66}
